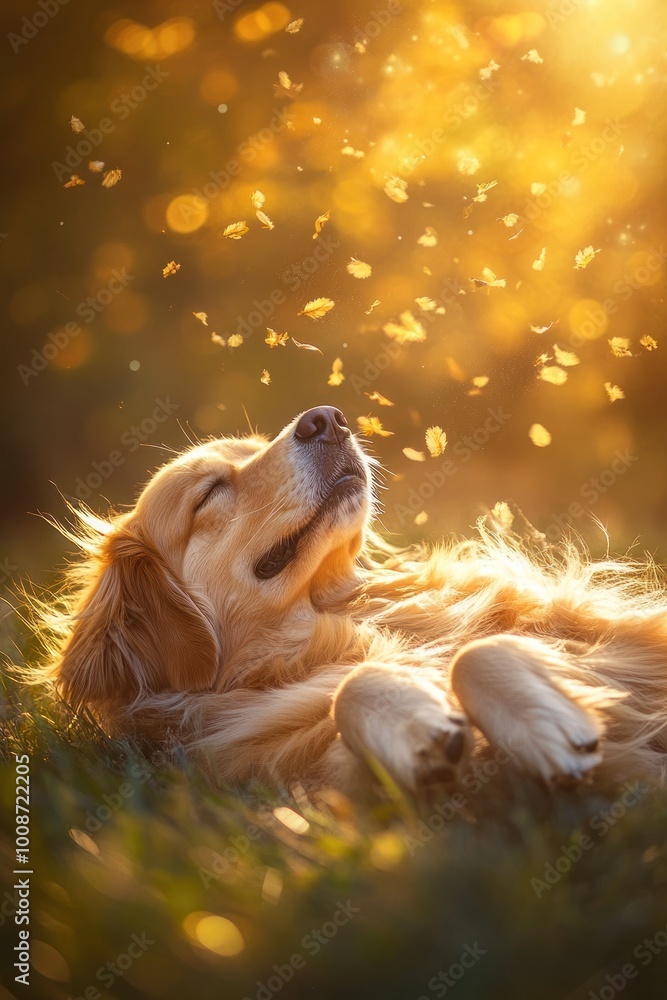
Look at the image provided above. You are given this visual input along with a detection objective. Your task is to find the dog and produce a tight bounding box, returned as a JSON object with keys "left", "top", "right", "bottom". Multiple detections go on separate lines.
{"left": 27, "top": 406, "right": 667, "bottom": 796}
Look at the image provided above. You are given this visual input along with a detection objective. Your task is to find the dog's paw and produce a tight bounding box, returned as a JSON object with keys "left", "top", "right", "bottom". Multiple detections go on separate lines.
{"left": 382, "top": 709, "right": 472, "bottom": 794}
{"left": 508, "top": 691, "right": 602, "bottom": 786}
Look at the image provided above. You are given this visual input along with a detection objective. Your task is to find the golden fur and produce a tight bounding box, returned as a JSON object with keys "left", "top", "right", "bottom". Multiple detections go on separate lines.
{"left": 26, "top": 407, "right": 667, "bottom": 795}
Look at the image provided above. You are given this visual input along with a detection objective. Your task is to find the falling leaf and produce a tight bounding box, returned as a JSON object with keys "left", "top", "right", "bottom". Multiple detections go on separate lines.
{"left": 70, "top": 115, "right": 85, "bottom": 133}
{"left": 403, "top": 447, "right": 426, "bottom": 462}
{"left": 63, "top": 174, "right": 85, "bottom": 188}
{"left": 574, "top": 245, "right": 601, "bottom": 269}
{"left": 101, "top": 168, "right": 122, "bottom": 188}
{"left": 532, "top": 247, "right": 547, "bottom": 271}
{"left": 298, "top": 297, "right": 335, "bottom": 319}
{"left": 341, "top": 145, "right": 364, "bottom": 158}
{"left": 572, "top": 107, "right": 587, "bottom": 126}
{"left": 251, "top": 190, "right": 265, "bottom": 210}
{"left": 640, "top": 335, "right": 658, "bottom": 351}
{"left": 347, "top": 257, "right": 372, "bottom": 279}
{"left": 474, "top": 180, "right": 498, "bottom": 203}
{"left": 227, "top": 333, "right": 244, "bottom": 348}
{"left": 366, "top": 391, "right": 394, "bottom": 406}
{"left": 531, "top": 182, "right": 547, "bottom": 196}
{"left": 192, "top": 312, "right": 209, "bottom": 326}
{"left": 498, "top": 213, "right": 519, "bottom": 227}
{"left": 312, "top": 210, "right": 330, "bottom": 239}
{"left": 260, "top": 369, "right": 271, "bottom": 385}
{"left": 223, "top": 220, "right": 249, "bottom": 240}
{"left": 414, "top": 511, "right": 429, "bottom": 525}
{"left": 292, "top": 338, "right": 322, "bottom": 353}
{"left": 162, "top": 260, "right": 180, "bottom": 277}
{"left": 553, "top": 344, "right": 580, "bottom": 366}
{"left": 210, "top": 332, "right": 226, "bottom": 346}
{"left": 327, "top": 357, "right": 344, "bottom": 386}
{"left": 457, "top": 153, "right": 480, "bottom": 176}
{"left": 384, "top": 175, "right": 409, "bottom": 203}
{"left": 529, "top": 423, "right": 552, "bottom": 447}
{"left": 539, "top": 365, "right": 568, "bottom": 385}
{"left": 521, "top": 49, "right": 543, "bottom": 64}
{"left": 491, "top": 501, "right": 514, "bottom": 528}
{"left": 285, "top": 18, "right": 304, "bottom": 33}
{"left": 604, "top": 381, "right": 625, "bottom": 402}
{"left": 479, "top": 59, "right": 500, "bottom": 81}
{"left": 256, "top": 210, "right": 274, "bottom": 229}
{"left": 425, "top": 426, "right": 447, "bottom": 457}
{"left": 472, "top": 375, "right": 489, "bottom": 388}
{"left": 354, "top": 41, "right": 366, "bottom": 53}
{"left": 383, "top": 310, "right": 426, "bottom": 344}
{"left": 530, "top": 321, "right": 557, "bottom": 334}
{"left": 415, "top": 296, "right": 438, "bottom": 312}
{"left": 275, "top": 71, "right": 303, "bottom": 97}
{"left": 88, "top": 160, "right": 104, "bottom": 172}
{"left": 509, "top": 229, "right": 524, "bottom": 241}
{"left": 313, "top": 116, "right": 322, "bottom": 124}
{"left": 365, "top": 299, "right": 381, "bottom": 315}
{"left": 609, "top": 337, "right": 632, "bottom": 357}
{"left": 357, "top": 416, "right": 394, "bottom": 437}
{"left": 473, "top": 267, "right": 506, "bottom": 288}
{"left": 417, "top": 226, "right": 438, "bottom": 247}
{"left": 265, "top": 328, "right": 290, "bottom": 348}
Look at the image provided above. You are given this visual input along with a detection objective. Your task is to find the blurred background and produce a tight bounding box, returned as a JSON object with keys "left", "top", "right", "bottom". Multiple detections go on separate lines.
{"left": 2, "top": 0, "right": 667, "bottom": 594}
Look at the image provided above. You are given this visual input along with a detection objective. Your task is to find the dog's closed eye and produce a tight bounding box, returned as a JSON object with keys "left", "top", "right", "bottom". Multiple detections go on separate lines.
{"left": 194, "top": 478, "right": 230, "bottom": 513}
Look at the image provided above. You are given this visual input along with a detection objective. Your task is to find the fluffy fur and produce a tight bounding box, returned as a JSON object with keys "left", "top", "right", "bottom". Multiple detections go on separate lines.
{"left": 25, "top": 406, "right": 667, "bottom": 796}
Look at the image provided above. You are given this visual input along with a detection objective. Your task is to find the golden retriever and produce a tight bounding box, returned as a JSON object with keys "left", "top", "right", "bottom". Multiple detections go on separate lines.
{"left": 29, "top": 406, "right": 667, "bottom": 796}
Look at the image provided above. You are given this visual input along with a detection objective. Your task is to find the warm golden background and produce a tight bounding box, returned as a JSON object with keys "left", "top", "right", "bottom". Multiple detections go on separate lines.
{"left": 2, "top": 0, "right": 667, "bottom": 586}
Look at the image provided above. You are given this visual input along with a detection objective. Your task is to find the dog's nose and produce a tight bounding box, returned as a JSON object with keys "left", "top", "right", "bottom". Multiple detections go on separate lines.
{"left": 294, "top": 406, "right": 350, "bottom": 445}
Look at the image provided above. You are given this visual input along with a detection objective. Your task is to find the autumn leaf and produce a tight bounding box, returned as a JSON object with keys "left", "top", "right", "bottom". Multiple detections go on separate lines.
{"left": 604, "top": 381, "right": 625, "bottom": 402}
{"left": 425, "top": 426, "right": 447, "bottom": 457}
{"left": 574, "top": 245, "right": 601, "bottom": 269}
{"left": 366, "top": 391, "right": 394, "bottom": 406}
{"left": 192, "top": 312, "right": 208, "bottom": 326}
{"left": 210, "top": 332, "right": 226, "bottom": 346}
{"left": 162, "top": 260, "right": 180, "bottom": 277}
{"left": 473, "top": 267, "right": 506, "bottom": 288}
{"left": 457, "top": 153, "right": 480, "bottom": 176}
{"left": 63, "top": 174, "right": 85, "bottom": 188}
{"left": 256, "top": 210, "right": 274, "bottom": 230}
{"left": 384, "top": 175, "right": 408, "bottom": 203}
{"left": 530, "top": 321, "right": 557, "bottom": 334}
{"left": 101, "top": 168, "right": 122, "bottom": 188}
{"left": 357, "top": 415, "right": 394, "bottom": 437}
{"left": 553, "top": 344, "right": 580, "bottom": 366}
{"left": 227, "top": 333, "right": 244, "bottom": 348}
{"left": 88, "top": 160, "right": 104, "bottom": 172}
{"left": 251, "top": 190, "right": 265, "bottom": 210}
{"left": 414, "top": 511, "right": 429, "bottom": 525}
{"left": 539, "top": 365, "right": 568, "bottom": 385}
{"left": 265, "top": 328, "right": 290, "bottom": 348}
{"left": 292, "top": 339, "right": 322, "bottom": 353}
{"left": 498, "top": 213, "right": 519, "bottom": 227}
{"left": 521, "top": 49, "right": 543, "bottom": 63}
{"left": 471, "top": 375, "right": 489, "bottom": 388}
{"left": 285, "top": 18, "right": 304, "bottom": 33}
{"left": 473, "top": 180, "right": 498, "bottom": 203}
{"left": 312, "top": 211, "right": 330, "bottom": 239}
{"left": 347, "top": 257, "right": 372, "bottom": 278}
{"left": 383, "top": 310, "right": 426, "bottom": 344}
{"left": 529, "top": 423, "right": 552, "bottom": 447}
{"left": 609, "top": 337, "right": 632, "bottom": 357}
{"left": 327, "top": 358, "right": 344, "bottom": 386}
{"left": 531, "top": 182, "right": 547, "bottom": 195}
{"left": 403, "top": 447, "right": 426, "bottom": 462}
{"left": 260, "top": 369, "right": 271, "bottom": 385}
{"left": 640, "top": 335, "right": 658, "bottom": 350}
{"left": 223, "top": 221, "right": 249, "bottom": 240}
{"left": 365, "top": 299, "right": 381, "bottom": 314}
{"left": 417, "top": 226, "right": 438, "bottom": 247}
{"left": 532, "top": 247, "right": 547, "bottom": 271}
{"left": 298, "top": 297, "right": 335, "bottom": 319}
{"left": 415, "top": 296, "right": 438, "bottom": 312}
{"left": 275, "top": 71, "right": 303, "bottom": 97}
{"left": 572, "top": 107, "right": 586, "bottom": 126}
{"left": 70, "top": 115, "right": 85, "bottom": 133}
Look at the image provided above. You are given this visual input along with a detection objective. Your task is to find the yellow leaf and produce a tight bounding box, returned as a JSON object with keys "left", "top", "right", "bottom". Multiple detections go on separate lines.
{"left": 357, "top": 415, "right": 394, "bottom": 437}
{"left": 162, "top": 260, "right": 180, "bottom": 277}
{"left": 572, "top": 107, "right": 587, "bottom": 126}
{"left": 101, "top": 168, "right": 122, "bottom": 188}
{"left": 574, "top": 245, "right": 601, "bottom": 269}
{"left": 312, "top": 210, "right": 330, "bottom": 239}
{"left": 341, "top": 145, "right": 364, "bottom": 158}
{"left": 210, "top": 332, "right": 226, "bottom": 346}
{"left": 498, "top": 213, "right": 519, "bottom": 227}
{"left": 532, "top": 247, "right": 547, "bottom": 271}
{"left": 415, "top": 296, "right": 438, "bottom": 312}
{"left": 531, "top": 182, "right": 547, "bottom": 195}
{"left": 604, "top": 381, "right": 625, "bottom": 402}
{"left": 285, "top": 18, "right": 304, "bottom": 33}
{"left": 227, "top": 333, "right": 244, "bottom": 348}
{"left": 473, "top": 267, "right": 506, "bottom": 288}
{"left": 414, "top": 511, "right": 429, "bottom": 525}
{"left": 539, "top": 365, "right": 568, "bottom": 385}
{"left": 473, "top": 180, "right": 498, "bottom": 203}
{"left": 365, "top": 299, "right": 381, "bottom": 314}
{"left": 491, "top": 501, "right": 514, "bottom": 528}
{"left": 425, "top": 426, "right": 447, "bottom": 457}
{"left": 260, "top": 369, "right": 271, "bottom": 385}
{"left": 346, "top": 257, "right": 372, "bottom": 278}
{"left": 383, "top": 310, "right": 426, "bottom": 344}
{"left": 553, "top": 344, "right": 580, "bottom": 366}
{"left": 298, "top": 297, "right": 335, "bottom": 319}
{"left": 327, "top": 357, "right": 344, "bottom": 386}
{"left": 265, "top": 328, "right": 289, "bottom": 348}
{"left": 292, "top": 338, "right": 322, "bottom": 353}
{"left": 640, "top": 335, "right": 658, "bottom": 351}
{"left": 192, "top": 312, "right": 208, "bottom": 326}
{"left": 365, "top": 391, "right": 394, "bottom": 406}
{"left": 472, "top": 375, "right": 489, "bottom": 388}
{"left": 70, "top": 115, "right": 85, "bottom": 133}
{"left": 457, "top": 153, "right": 480, "bottom": 176}
{"left": 251, "top": 190, "right": 265, "bottom": 210}
{"left": 417, "top": 226, "right": 438, "bottom": 247}
{"left": 402, "top": 447, "right": 426, "bottom": 462}
{"left": 63, "top": 174, "right": 85, "bottom": 187}
{"left": 521, "top": 49, "right": 543, "bottom": 64}
{"left": 530, "top": 322, "right": 556, "bottom": 334}
{"left": 479, "top": 59, "right": 500, "bottom": 80}
{"left": 88, "top": 160, "right": 104, "bottom": 172}
{"left": 223, "top": 220, "right": 249, "bottom": 240}
{"left": 275, "top": 71, "right": 303, "bottom": 96}
{"left": 609, "top": 337, "right": 632, "bottom": 357}
{"left": 256, "top": 210, "right": 274, "bottom": 229}
{"left": 529, "top": 423, "right": 552, "bottom": 447}
{"left": 383, "top": 175, "right": 408, "bottom": 203}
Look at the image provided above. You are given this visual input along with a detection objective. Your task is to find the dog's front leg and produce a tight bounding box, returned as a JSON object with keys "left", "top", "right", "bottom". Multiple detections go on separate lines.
{"left": 332, "top": 664, "right": 471, "bottom": 794}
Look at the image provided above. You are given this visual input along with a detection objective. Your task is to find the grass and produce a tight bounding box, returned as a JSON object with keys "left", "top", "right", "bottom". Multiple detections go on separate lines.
{"left": 1, "top": 644, "right": 667, "bottom": 1000}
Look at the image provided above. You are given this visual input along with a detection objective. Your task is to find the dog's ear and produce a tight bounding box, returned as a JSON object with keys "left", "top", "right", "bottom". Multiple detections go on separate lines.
{"left": 58, "top": 529, "right": 219, "bottom": 711}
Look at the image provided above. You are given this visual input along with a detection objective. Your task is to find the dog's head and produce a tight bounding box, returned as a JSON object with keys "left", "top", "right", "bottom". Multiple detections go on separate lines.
{"left": 53, "top": 407, "right": 374, "bottom": 708}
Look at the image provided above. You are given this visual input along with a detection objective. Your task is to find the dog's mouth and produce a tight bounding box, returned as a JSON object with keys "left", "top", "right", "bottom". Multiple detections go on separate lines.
{"left": 254, "top": 467, "right": 366, "bottom": 580}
